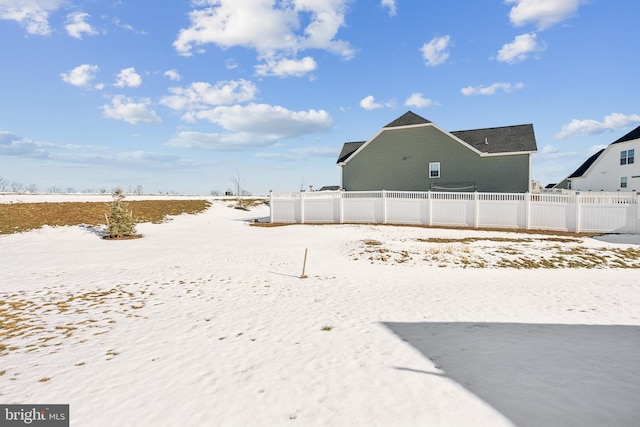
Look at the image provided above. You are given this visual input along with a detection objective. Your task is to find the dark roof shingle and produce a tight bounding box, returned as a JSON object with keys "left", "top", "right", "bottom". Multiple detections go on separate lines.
{"left": 384, "top": 111, "right": 431, "bottom": 128}
{"left": 568, "top": 149, "right": 605, "bottom": 178}
{"left": 451, "top": 124, "right": 537, "bottom": 153}
{"left": 337, "top": 141, "right": 365, "bottom": 163}
{"left": 612, "top": 125, "right": 640, "bottom": 144}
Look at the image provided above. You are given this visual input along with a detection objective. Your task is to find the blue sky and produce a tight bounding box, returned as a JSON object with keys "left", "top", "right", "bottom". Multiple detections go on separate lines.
{"left": 1, "top": 0, "right": 638, "bottom": 195}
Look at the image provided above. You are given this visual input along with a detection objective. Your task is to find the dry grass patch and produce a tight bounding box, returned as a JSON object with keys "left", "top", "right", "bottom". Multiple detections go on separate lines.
{"left": 416, "top": 236, "right": 582, "bottom": 244}
{"left": 0, "top": 284, "right": 149, "bottom": 357}
{"left": 0, "top": 199, "right": 211, "bottom": 234}
{"left": 352, "top": 234, "right": 640, "bottom": 269}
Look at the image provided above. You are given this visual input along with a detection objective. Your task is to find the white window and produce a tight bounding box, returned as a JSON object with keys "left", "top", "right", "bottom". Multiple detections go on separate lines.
{"left": 429, "top": 162, "right": 440, "bottom": 178}
{"left": 621, "top": 149, "right": 635, "bottom": 165}
{"left": 621, "top": 176, "right": 628, "bottom": 188}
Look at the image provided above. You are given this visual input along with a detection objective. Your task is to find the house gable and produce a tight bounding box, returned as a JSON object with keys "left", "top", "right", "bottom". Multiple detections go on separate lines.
{"left": 384, "top": 111, "right": 432, "bottom": 128}
{"left": 564, "top": 125, "right": 640, "bottom": 191}
{"left": 337, "top": 111, "right": 535, "bottom": 192}
{"left": 337, "top": 111, "right": 536, "bottom": 166}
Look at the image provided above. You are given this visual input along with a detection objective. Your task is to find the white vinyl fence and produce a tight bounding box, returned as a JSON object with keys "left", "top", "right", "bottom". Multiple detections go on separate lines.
{"left": 269, "top": 190, "right": 640, "bottom": 234}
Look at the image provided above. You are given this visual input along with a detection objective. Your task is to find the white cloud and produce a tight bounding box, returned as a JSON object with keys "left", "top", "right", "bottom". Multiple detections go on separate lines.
{"left": 587, "top": 144, "right": 608, "bottom": 156}
{"left": 164, "top": 69, "right": 181, "bottom": 81}
{"left": 461, "top": 82, "right": 524, "bottom": 96}
{"left": 360, "top": 96, "right": 382, "bottom": 111}
{"left": 255, "top": 146, "right": 337, "bottom": 162}
{"left": 359, "top": 95, "right": 394, "bottom": 111}
{"left": 167, "top": 131, "right": 275, "bottom": 151}
{"left": 420, "top": 35, "right": 451, "bottom": 67}
{"left": 114, "top": 67, "right": 142, "bottom": 88}
{"left": 0, "top": 130, "right": 49, "bottom": 158}
{"left": 381, "top": 0, "right": 397, "bottom": 16}
{"left": 0, "top": 130, "right": 202, "bottom": 172}
{"left": 184, "top": 103, "right": 332, "bottom": 139}
{"left": 540, "top": 145, "right": 560, "bottom": 156}
{"left": 556, "top": 113, "right": 640, "bottom": 139}
{"left": 112, "top": 17, "right": 147, "bottom": 35}
{"left": 173, "top": 0, "right": 354, "bottom": 61}
{"left": 0, "top": 0, "right": 67, "bottom": 35}
{"left": 405, "top": 93, "right": 433, "bottom": 108}
{"left": 167, "top": 104, "right": 332, "bottom": 151}
{"left": 290, "top": 146, "right": 337, "bottom": 157}
{"left": 225, "top": 59, "right": 239, "bottom": 70}
{"left": 537, "top": 144, "right": 579, "bottom": 160}
{"left": 65, "top": 12, "right": 97, "bottom": 39}
{"left": 101, "top": 95, "right": 161, "bottom": 125}
{"left": 506, "top": 0, "right": 580, "bottom": 30}
{"left": 160, "top": 80, "right": 258, "bottom": 111}
{"left": 497, "top": 33, "right": 544, "bottom": 63}
{"left": 255, "top": 56, "right": 317, "bottom": 78}
{"left": 0, "top": 130, "right": 98, "bottom": 159}
{"left": 60, "top": 64, "right": 101, "bottom": 89}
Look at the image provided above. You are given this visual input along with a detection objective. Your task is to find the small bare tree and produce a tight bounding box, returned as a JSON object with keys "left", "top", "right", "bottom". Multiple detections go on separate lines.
{"left": 230, "top": 169, "right": 246, "bottom": 208}
{"left": 11, "top": 181, "right": 24, "bottom": 193}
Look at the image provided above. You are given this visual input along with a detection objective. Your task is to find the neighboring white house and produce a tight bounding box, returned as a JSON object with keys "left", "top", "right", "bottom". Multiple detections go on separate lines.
{"left": 555, "top": 126, "right": 640, "bottom": 192}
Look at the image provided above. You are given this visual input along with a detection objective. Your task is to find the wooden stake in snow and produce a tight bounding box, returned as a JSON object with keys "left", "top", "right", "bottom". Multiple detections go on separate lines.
{"left": 301, "top": 248, "right": 309, "bottom": 279}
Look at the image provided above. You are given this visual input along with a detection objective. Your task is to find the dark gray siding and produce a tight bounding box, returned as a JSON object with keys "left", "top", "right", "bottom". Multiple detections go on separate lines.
{"left": 342, "top": 125, "right": 530, "bottom": 192}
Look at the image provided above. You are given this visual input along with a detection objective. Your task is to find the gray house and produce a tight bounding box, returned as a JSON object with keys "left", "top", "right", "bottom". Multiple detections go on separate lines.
{"left": 337, "top": 111, "right": 538, "bottom": 193}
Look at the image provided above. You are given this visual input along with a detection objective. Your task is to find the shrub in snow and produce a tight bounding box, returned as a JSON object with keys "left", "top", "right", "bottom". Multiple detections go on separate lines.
{"left": 105, "top": 188, "right": 137, "bottom": 239}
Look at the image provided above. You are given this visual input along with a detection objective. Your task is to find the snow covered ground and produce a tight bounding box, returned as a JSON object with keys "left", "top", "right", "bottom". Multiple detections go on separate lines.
{"left": 1, "top": 195, "right": 639, "bottom": 426}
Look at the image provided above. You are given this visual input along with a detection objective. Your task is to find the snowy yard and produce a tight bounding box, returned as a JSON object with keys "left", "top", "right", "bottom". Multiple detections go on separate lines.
{"left": 1, "top": 195, "right": 639, "bottom": 426}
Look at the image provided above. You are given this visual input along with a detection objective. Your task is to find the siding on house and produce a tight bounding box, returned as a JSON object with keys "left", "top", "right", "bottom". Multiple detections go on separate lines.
{"left": 554, "top": 125, "right": 640, "bottom": 192}
{"left": 341, "top": 124, "right": 532, "bottom": 192}
{"left": 570, "top": 139, "right": 640, "bottom": 192}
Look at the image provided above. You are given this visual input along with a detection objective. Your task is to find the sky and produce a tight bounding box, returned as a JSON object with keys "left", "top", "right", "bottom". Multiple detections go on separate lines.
{"left": 0, "top": 0, "right": 638, "bottom": 196}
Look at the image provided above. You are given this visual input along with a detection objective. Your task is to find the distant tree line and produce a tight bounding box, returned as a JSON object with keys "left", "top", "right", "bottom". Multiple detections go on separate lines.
{"left": 2, "top": 173, "right": 255, "bottom": 197}
{"left": 0, "top": 176, "right": 149, "bottom": 195}
{"left": 0, "top": 176, "right": 38, "bottom": 193}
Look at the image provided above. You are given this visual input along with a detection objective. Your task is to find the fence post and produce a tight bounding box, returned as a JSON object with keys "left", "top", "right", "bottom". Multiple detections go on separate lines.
{"left": 426, "top": 190, "right": 432, "bottom": 226}
{"left": 339, "top": 191, "right": 344, "bottom": 223}
{"left": 269, "top": 191, "right": 274, "bottom": 223}
{"left": 574, "top": 191, "right": 581, "bottom": 233}
{"left": 635, "top": 191, "right": 639, "bottom": 234}
{"left": 473, "top": 191, "right": 480, "bottom": 228}
{"left": 300, "top": 191, "right": 305, "bottom": 224}
{"left": 382, "top": 189, "right": 387, "bottom": 224}
{"left": 524, "top": 192, "right": 531, "bottom": 230}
